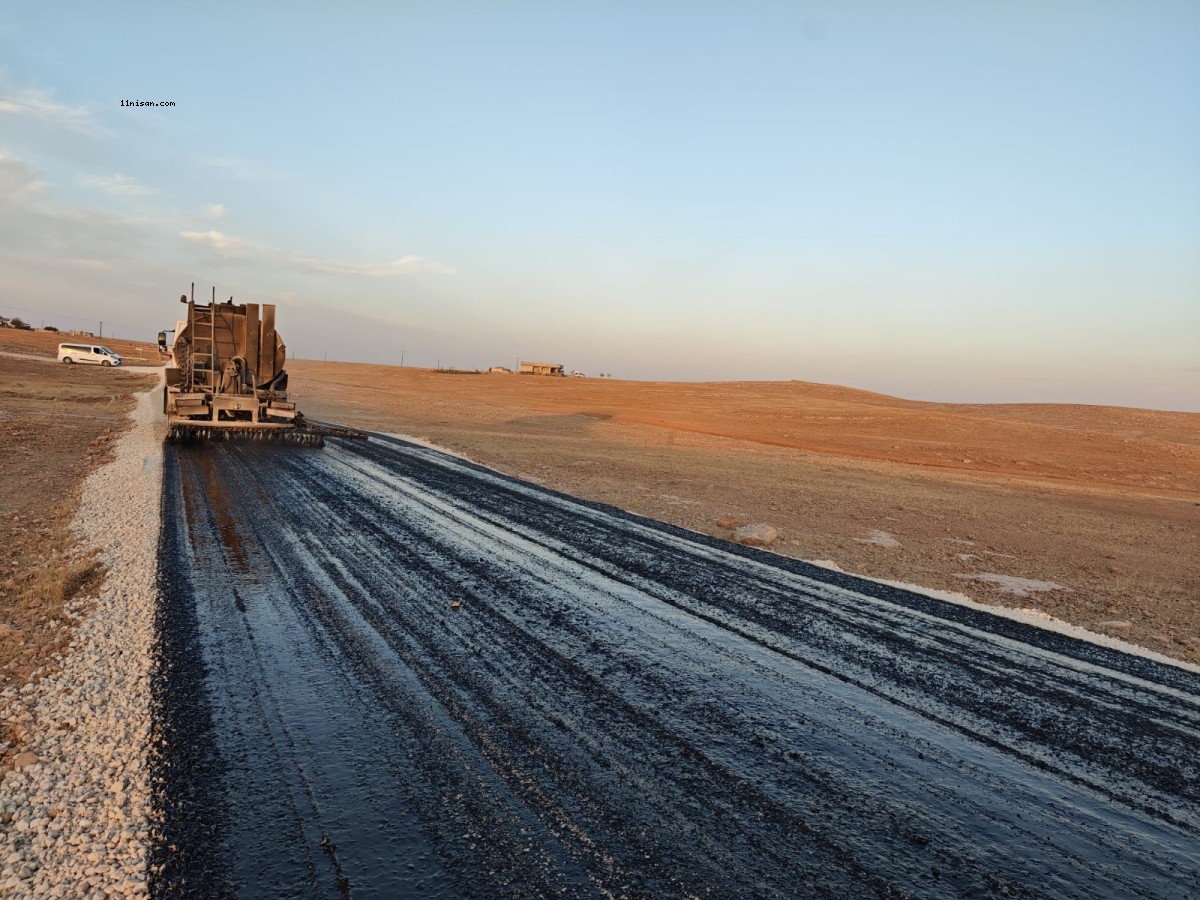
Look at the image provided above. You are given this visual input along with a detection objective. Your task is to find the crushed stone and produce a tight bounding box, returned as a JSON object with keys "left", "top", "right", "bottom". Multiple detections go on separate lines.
{"left": 0, "top": 376, "right": 163, "bottom": 898}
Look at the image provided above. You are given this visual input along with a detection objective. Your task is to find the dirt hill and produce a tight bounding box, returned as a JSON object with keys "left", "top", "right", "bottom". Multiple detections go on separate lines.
{"left": 4, "top": 329, "right": 1195, "bottom": 663}
{"left": 0, "top": 328, "right": 163, "bottom": 367}
{"left": 289, "top": 359, "right": 1200, "bottom": 664}
{"left": 290, "top": 361, "right": 1200, "bottom": 500}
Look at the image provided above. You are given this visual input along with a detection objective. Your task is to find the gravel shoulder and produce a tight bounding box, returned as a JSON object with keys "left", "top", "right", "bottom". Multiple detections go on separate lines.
{"left": 0, "top": 355, "right": 158, "bottom": 759}
{"left": 0, "top": 373, "right": 164, "bottom": 898}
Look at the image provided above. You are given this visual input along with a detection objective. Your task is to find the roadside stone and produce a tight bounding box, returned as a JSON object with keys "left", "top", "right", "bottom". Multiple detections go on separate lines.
{"left": 716, "top": 515, "right": 741, "bottom": 529}
{"left": 10, "top": 752, "right": 39, "bottom": 770}
{"left": 732, "top": 523, "right": 778, "bottom": 547}
{"left": 1096, "top": 620, "right": 1133, "bottom": 631}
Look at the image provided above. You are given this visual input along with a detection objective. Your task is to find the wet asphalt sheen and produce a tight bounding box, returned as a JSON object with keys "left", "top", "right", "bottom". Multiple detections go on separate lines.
{"left": 149, "top": 436, "right": 1200, "bottom": 898}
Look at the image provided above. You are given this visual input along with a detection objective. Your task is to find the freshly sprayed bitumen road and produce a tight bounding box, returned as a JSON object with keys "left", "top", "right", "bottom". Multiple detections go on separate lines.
{"left": 150, "top": 434, "right": 1200, "bottom": 898}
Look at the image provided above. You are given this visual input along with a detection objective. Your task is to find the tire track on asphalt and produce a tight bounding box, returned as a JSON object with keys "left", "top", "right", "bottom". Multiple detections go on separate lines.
{"left": 343, "top": 437, "right": 1200, "bottom": 819}
{"left": 152, "top": 436, "right": 1200, "bottom": 898}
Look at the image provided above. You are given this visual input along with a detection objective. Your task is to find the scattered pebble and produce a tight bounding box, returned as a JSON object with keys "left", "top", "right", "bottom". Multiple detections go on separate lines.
{"left": 952, "top": 572, "right": 1067, "bottom": 598}
{"left": 732, "top": 523, "right": 778, "bottom": 547}
{"left": 9, "top": 753, "right": 38, "bottom": 771}
{"left": 856, "top": 530, "right": 901, "bottom": 549}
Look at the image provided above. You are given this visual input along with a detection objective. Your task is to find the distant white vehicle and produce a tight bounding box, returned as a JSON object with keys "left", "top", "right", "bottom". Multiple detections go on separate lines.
{"left": 571, "top": 371, "right": 586, "bottom": 377}
{"left": 58, "top": 343, "right": 122, "bottom": 367}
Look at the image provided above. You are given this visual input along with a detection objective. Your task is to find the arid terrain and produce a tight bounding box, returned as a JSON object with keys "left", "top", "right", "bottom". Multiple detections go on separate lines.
{"left": 0, "top": 344, "right": 156, "bottom": 769}
{"left": 1, "top": 328, "right": 1197, "bottom": 897}
{"left": 2, "top": 326, "right": 1197, "bottom": 678}
{"left": 285, "top": 357, "right": 1200, "bottom": 665}
{"left": 0, "top": 328, "right": 166, "bottom": 368}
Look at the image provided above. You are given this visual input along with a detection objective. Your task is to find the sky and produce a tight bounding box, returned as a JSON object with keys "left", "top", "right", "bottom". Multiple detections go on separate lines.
{"left": 1, "top": 1, "right": 1197, "bottom": 410}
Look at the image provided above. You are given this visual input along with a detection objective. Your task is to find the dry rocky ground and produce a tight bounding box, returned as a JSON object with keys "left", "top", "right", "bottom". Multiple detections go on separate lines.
{"left": 0, "top": 349, "right": 157, "bottom": 769}
{"left": 1, "top": 327, "right": 1197, "bottom": 700}
{"left": 0, "top": 329, "right": 165, "bottom": 368}
{"left": 0, "top": 328, "right": 1195, "bottom": 895}
{"left": 289, "top": 358, "right": 1200, "bottom": 665}
{"left": 0, "top": 338, "right": 161, "bottom": 897}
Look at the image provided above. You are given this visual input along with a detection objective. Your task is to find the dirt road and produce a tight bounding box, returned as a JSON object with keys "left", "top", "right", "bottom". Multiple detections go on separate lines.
{"left": 153, "top": 435, "right": 1200, "bottom": 898}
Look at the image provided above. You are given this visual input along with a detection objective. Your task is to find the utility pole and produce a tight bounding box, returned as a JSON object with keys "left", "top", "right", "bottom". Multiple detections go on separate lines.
{"left": 99, "top": 321, "right": 103, "bottom": 339}
{"left": 400, "top": 350, "right": 404, "bottom": 367}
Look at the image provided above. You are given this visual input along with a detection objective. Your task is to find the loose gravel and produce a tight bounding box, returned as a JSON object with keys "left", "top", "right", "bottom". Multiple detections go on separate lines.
{"left": 0, "top": 378, "right": 163, "bottom": 898}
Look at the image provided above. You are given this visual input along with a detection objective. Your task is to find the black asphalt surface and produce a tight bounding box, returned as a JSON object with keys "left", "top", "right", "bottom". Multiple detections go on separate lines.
{"left": 150, "top": 435, "right": 1200, "bottom": 898}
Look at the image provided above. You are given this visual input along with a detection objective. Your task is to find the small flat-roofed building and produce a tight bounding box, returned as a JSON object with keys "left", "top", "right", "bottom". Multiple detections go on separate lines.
{"left": 519, "top": 360, "right": 565, "bottom": 376}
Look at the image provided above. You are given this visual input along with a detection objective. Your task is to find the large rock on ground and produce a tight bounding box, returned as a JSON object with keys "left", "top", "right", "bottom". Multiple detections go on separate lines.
{"left": 10, "top": 752, "right": 39, "bottom": 770}
{"left": 732, "top": 523, "right": 778, "bottom": 547}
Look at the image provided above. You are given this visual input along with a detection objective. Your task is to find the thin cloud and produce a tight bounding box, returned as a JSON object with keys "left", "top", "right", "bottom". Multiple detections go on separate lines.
{"left": 178, "top": 227, "right": 454, "bottom": 276}
{"left": 0, "top": 87, "right": 102, "bottom": 135}
{"left": 180, "top": 229, "right": 246, "bottom": 257}
{"left": 203, "top": 156, "right": 280, "bottom": 181}
{"left": 61, "top": 258, "right": 117, "bottom": 271}
{"left": 79, "top": 173, "right": 158, "bottom": 197}
{"left": 285, "top": 253, "right": 455, "bottom": 277}
{"left": 205, "top": 203, "right": 227, "bottom": 218}
{"left": 0, "top": 151, "right": 147, "bottom": 263}
{"left": 0, "top": 149, "right": 46, "bottom": 202}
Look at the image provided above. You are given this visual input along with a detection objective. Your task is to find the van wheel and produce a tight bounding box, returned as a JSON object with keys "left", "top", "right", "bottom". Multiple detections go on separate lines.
{"left": 102, "top": 360, "right": 112, "bottom": 367}
{"left": 63, "top": 357, "right": 74, "bottom": 364}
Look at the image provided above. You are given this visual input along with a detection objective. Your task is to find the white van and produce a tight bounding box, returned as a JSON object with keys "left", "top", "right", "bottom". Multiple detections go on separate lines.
{"left": 58, "top": 343, "right": 122, "bottom": 367}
